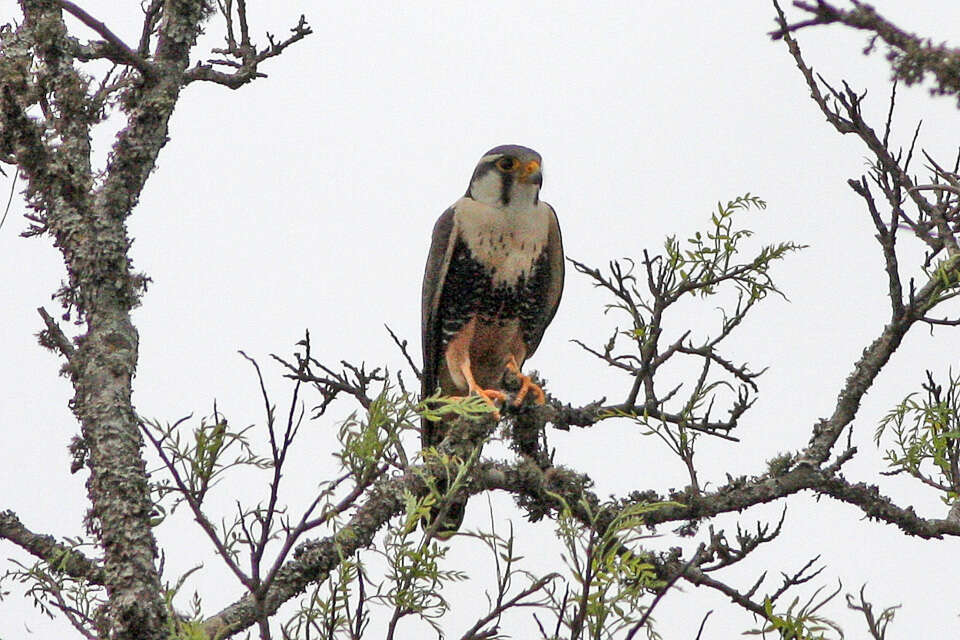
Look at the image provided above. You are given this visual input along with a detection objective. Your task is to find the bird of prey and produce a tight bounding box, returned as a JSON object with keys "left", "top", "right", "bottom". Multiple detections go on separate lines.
{"left": 420, "top": 144, "right": 564, "bottom": 536}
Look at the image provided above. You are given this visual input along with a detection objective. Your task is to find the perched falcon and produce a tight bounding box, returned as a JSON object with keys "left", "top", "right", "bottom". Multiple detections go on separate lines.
{"left": 420, "top": 144, "right": 564, "bottom": 535}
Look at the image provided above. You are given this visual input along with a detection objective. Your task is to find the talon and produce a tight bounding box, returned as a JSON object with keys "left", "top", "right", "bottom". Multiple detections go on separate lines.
{"left": 470, "top": 385, "right": 505, "bottom": 420}
{"left": 505, "top": 358, "right": 546, "bottom": 407}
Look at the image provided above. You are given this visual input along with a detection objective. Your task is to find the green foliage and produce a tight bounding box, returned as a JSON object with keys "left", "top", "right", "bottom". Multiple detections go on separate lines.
{"left": 283, "top": 498, "right": 559, "bottom": 640}
{"left": 143, "top": 410, "right": 271, "bottom": 518}
{"left": 744, "top": 584, "right": 843, "bottom": 640}
{"left": 921, "top": 254, "right": 960, "bottom": 311}
{"left": 335, "top": 383, "right": 419, "bottom": 478}
{"left": 0, "top": 539, "right": 103, "bottom": 637}
{"left": 417, "top": 392, "right": 498, "bottom": 424}
{"left": 875, "top": 369, "right": 960, "bottom": 502}
{"left": 369, "top": 514, "right": 468, "bottom": 635}
{"left": 283, "top": 554, "right": 368, "bottom": 640}
{"left": 662, "top": 193, "right": 802, "bottom": 301}
{"left": 163, "top": 566, "right": 208, "bottom": 640}
{"left": 414, "top": 444, "right": 479, "bottom": 535}
{"left": 573, "top": 194, "right": 801, "bottom": 454}
{"left": 550, "top": 496, "right": 671, "bottom": 640}
{"left": 382, "top": 534, "right": 466, "bottom": 620}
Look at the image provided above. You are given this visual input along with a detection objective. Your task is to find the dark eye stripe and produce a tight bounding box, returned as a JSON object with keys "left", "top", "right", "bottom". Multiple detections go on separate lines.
{"left": 500, "top": 171, "right": 513, "bottom": 205}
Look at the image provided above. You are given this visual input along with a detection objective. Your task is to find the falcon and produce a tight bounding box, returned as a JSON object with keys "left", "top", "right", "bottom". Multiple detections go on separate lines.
{"left": 420, "top": 144, "right": 564, "bottom": 535}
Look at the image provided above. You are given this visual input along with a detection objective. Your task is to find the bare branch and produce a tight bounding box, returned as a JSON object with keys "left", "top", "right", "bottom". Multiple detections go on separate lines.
{"left": 385, "top": 324, "right": 422, "bottom": 380}
{"left": 919, "top": 315, "right": 960, "bottom": 327}
{"left": 846, "top": 585, "right": 899, "bottom": 640}
{"left": 137, "top": 0, "right": 164, "bottom": 56}
{"left": 457, "top": 574, "right": 558, "bottom": 640}
{"left": 847, "top": 176, "right": 905, "bottom": 318}
{"left": 770, "top": 2, "right": 960, "bottom": 466}
{"left": 678, "top": 563, "right": 766, "bottom": 617}
{"left": 772, "top": 2, "right": 944, "bottom": 253}
{"left": 183, "top": 14, "right": 312, "bottom": 89}
{"left": 541, "top": 398, "right": 742, "bottom": 442}
{"left": 53, "top": 0, "right": 156, "bottom": 79}
{"left": 37, "top": 306, "right": 75, "bottom": 361}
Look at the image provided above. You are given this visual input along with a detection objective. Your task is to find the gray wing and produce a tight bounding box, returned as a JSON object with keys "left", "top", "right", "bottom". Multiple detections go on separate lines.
{"left": 524, "top": 203, "right": 565, "bottom": 358}
{"left": 421, "top": 206, "right": 458, "bottom": 430}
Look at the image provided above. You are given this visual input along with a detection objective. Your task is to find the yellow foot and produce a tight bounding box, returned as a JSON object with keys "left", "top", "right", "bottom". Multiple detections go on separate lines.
{"left": 505, "top": 360, "right": 546, "bottom": 407}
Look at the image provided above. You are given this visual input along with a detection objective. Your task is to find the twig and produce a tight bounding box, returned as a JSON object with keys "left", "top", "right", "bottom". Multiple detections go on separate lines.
{"left": 0, "top": 166, "right": 17, "bottom": 231}
{"left": 37, "top": 306, "right": 75, "bottom": 360}
{"left": 54, "top": 0, "right": 156, "bottom": 79}
{"left": 680, "top": 564, "right": 766, "bottom": 617}
{"left": 771, "top": 1, "right": 960, "bottom": 105}
{"left": 137, "top": 0, "right": 164, "bottom": 56}
{"left": 140, "top": 420, "right": 254, "bottom": 591}
{"left": 624, "top": 545, "right": 704, "bottom": 640}
{"left": 848, "top": 176, "right": 905, "bottom": 318}
{"left": 183, "top": 15, "right": 312, "bottom": 89}
{"left": 457, "top": 574, "right": 558, "bottom": 640}
{"left": 385, "top": 324, "right": 422, "bottom": 380}
{"left": 694, "top": 610, "right": 713, "bottom": 640}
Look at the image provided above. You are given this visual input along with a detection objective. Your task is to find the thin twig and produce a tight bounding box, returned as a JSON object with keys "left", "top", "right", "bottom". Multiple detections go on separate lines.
{"left": 385, "top": 324, "right": 422, "bottom": 380}
{"left": 54, "top": 0, "right": 156, "bottom": 79}
{"left": 625, "top": 545, "right": 704, "bottom": 640}
{"left": 0, "top": 167, "right": 17, "bottom": 231}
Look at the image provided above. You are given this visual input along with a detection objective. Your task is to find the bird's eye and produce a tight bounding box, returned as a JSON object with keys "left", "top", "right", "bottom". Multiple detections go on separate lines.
{"left": 497, "top": 157, "right": 516, "bottom": 171}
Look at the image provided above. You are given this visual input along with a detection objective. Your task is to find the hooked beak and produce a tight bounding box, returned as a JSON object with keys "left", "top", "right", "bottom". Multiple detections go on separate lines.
{"left": 518, "top": 160, "right": 541, "bottom": 185}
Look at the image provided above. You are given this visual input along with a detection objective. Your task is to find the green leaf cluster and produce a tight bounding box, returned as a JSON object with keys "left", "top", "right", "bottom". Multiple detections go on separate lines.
{"left": 283, "top": 555, "right": 368, "bottom": 640}
{"left": 417, "top": 392, "right": 498, "bottom": 424}
{"left": 745, "top": 585, "right": 843, "bottom": 640}
{"left": 552, "top": 497, "right": 672, "bottom": 639}
{"left": 663, "top": 193, "right": 802, "bottom": 300}
{"left": 143, "top": 412, "right": 271, "bottom": 518}
{"left": 876, "top": 369, "right": 960, "bottom": 501}
{"left": 335, "top": 383, "right": 417, "bottom": 478}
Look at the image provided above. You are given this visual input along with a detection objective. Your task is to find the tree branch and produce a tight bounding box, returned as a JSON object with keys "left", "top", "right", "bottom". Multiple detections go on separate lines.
{"left": 37, "top": 306, "right": 76, "bottom": 361}
{"left": 53, "top": 0, "right": 156, "bottom": 79}
{"left": 0, "top": 510, "right": 104, "bottom": 585}
{"left": 183, "top": 14, "right": 312, "bottom": 89}
{"left": 772, "top": 0, "right": 960, "bottom": 106}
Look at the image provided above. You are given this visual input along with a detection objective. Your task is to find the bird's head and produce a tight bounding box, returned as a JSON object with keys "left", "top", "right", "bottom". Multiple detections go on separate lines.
{"left": 466, "top": 145, "right": 543, "bottom": 209}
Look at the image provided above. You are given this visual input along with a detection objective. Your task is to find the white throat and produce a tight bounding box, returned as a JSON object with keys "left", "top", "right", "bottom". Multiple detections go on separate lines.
{"left": 454, "top": 197, "right": 551, "bottom": 286}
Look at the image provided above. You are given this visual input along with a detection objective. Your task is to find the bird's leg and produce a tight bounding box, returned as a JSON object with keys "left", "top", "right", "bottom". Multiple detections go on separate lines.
{"left": 458, "top": 358, "right": 505, "bottom": 420}
{"left": 505, "top": 356, "right": 545, "bottom": 407}
{"left": 445, "top": 332, "right": 504, "bottom": 419}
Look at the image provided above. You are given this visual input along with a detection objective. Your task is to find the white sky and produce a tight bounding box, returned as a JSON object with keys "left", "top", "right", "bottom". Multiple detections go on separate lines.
{"left": 3, "top": 1, "right": 960, "bottom": 638}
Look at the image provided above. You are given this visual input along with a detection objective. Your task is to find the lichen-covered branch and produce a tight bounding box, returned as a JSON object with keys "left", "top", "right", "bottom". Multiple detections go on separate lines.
{"left": 1, "top": 1, "right": 311, "bottom": 637}
{"left": 54, "top": 0, "right": 156, "bottom": 78}
{"left": 198, "top": 423, "right": 960, "bottom": 637}
{"left": 0, "top": 510, "right": 104, "bottom": 585}
{"left": 772, "top": 0, "right": 960, "bottom": 107}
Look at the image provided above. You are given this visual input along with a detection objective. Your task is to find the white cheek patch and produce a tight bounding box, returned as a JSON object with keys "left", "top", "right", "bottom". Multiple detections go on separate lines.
{"left": 470, "top": 170, "right": 502, "bottom": 205}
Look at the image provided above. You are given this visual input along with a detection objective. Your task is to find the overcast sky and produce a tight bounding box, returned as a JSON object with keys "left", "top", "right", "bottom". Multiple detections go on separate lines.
{"left": 3, "top": 1, "right": 960, "bottom": 638}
